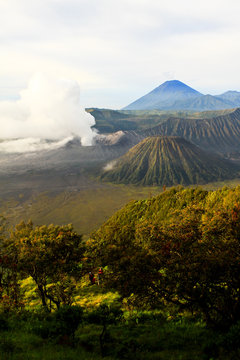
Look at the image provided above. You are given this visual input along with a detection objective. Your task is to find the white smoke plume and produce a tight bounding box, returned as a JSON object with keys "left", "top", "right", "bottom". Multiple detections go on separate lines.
{"left": 0, "top": 73, "right": 96, "bottom": 152}
{"left": 103, "top": 160, "right": 117, "bottom": 171}
{"left": 0, "top": 137, "right": 74, "bottom": 154}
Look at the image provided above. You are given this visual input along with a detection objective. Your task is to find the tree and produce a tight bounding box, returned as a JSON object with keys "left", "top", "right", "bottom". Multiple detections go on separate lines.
{"left": 88, "top": 187, "right": 240, "bottom": 328}
{"left": 6, "top": 221, "right": 85, "bottom": 311}
{"left": 0, "top": 216, "right": 23, "bottom": 311}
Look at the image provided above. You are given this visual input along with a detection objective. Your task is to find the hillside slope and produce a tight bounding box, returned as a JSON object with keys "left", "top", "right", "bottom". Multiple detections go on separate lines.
{"left": 172, "top": 94, "right": 234, "bottom": 111}
{"left": 143, "top": 108, "right": 240, "bottom": 156}
{"left": 217, "top": 91, "right": 240, "bottom": 106}
{"left": 101, "top": 136, "right": 239, "bottom": 186}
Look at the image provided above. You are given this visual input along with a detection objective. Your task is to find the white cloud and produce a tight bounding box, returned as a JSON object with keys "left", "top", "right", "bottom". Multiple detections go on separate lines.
{"left": 0, "top": 0, "right": 240, "bottom": 108}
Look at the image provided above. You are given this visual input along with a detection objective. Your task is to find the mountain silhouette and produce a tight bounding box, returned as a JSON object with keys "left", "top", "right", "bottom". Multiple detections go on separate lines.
{"left": 123, "top": 80, "right": 202, "bottom": 110}
{"left": 123, "top": 80, "right": 240, "bottom": 111}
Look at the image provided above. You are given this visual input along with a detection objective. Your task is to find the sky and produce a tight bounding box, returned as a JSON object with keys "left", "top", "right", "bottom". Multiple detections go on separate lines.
{"left": 1, "top": 0, "right": 240, "bottom": 109}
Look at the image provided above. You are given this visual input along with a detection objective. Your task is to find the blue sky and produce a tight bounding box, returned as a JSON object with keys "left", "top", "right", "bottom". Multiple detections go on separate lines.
{"left": 1, "top": 0, "right": 240, "bottom": 108}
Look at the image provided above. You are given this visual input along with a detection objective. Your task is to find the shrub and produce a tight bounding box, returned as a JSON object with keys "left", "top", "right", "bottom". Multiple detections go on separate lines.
{"left": 33, "top": 305, "right": 83, "bottom": 343}
{"left": 0, "top": 312, "right": 8, "bottom": 331}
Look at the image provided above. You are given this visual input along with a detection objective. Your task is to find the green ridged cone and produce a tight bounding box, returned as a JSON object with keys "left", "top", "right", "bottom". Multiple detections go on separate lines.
{"left": 101, "top": 136, "right": 239, "bottom": 186}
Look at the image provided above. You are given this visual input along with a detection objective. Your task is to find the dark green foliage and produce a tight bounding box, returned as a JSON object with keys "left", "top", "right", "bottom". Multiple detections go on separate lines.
{"left": 89, "top": 186, "right": 240, "bottom": 329}
{"left": 54, "top": 305, "right": 83, "bottom": 337}
{"left": 0, "top": 336, "right": 18, "bottom": 357}
{"left": 86, "top": 304, "right": 123, "bottom": 326}
{"left": 34, "top": 305, "right": 83, "bottom": 342}
{"left": 218, "top": 321, "right": 240, "bottom": 351}
{"left": 0, "top": 312, "right": 8, "bottom": 331}
{"left": 0, "top": 217, "right": 24, "bottom": 311}
{"left": 101, "top": 136, "right": 239, "bottom": 186}
{"left": 202, "top": 322, "right": 240, "bottom": 359}
{"left": 86, "top": 304, "right": 123, "bottom": 357}
{"left": 1, "top": 306, "right": 240, "bottom": 359}
{"left": 0, "top": 310, "right": 216, "bottom": 360}
{"left": 1, "top": 222, "right": 86, "bottom": 311}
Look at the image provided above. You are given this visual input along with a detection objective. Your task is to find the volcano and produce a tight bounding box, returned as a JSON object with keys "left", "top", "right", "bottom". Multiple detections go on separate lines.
{"left": 101, "top": 136, "right": 239, "bottom": 186}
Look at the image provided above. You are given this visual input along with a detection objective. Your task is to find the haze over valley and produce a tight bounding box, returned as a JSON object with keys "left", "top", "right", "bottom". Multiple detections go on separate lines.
{"left": 1, "top": 79, "right": 240, "bottom": 234}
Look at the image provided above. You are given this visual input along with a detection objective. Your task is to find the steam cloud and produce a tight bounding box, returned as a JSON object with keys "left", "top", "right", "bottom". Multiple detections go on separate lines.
{"left": 103, "top": 160, "right": 117, "bottom": 171}
{"left": 0, "top": 73, "right": 96, "bottom": 152}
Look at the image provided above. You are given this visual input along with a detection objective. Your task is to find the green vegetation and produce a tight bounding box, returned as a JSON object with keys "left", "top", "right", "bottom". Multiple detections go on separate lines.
{"left": 2, "top": 178, "right": 240, "bottom": 238}
{"left": 89, "top": 186, "right": 240, "bottom": 328}
{"left": 86, "top": 107, "right": 236, "bottom": 134}
{"left": 1, "top": 186, "right": 240, "bottom": 358}
{"left": 121, "top": 108, "right": 234, "bottom": 119}
{"left": 1, "top": 222, "right": 85, "bottom": 311}
{"left": 86, "top": 107, "right": 167, "bottom": 132}
{"left": 101, "top": 136, "right": 239, "bottom": 186}
{"left": 1, "top": 309, "right": 230, "bottom": 360}
{"left": 0, "top": 185, "right": 161, "bottom": 236}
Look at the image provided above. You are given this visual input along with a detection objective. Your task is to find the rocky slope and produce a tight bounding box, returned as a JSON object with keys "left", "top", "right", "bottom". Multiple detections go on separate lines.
{"left": 101, "top": 136, "right": 239, "bottom": 186}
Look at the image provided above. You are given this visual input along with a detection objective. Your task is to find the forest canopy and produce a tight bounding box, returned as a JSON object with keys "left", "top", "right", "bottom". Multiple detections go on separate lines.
{"left": 1, "top": 186, "right": 240, "bottom": 358}
{"left": 1, "top": 186, "right": 240, "bottom": 329}
{"left": 88, "top": 186, "right": 240, "bottom": 328}
{"left": 0, "top": 222, "right": 85, "bottom": 312}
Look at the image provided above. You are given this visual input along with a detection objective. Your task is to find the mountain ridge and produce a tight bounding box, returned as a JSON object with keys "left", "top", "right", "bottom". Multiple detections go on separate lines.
{"left": 123, "top": 80, "right": 240, "bottom": 111}
{"left": 142, "top": 107, "right": 240, "bottom": 156}
{"left": 94, "top": 107, "right": 240, "bottom": 157}
{"left": 101, "top": 136, "right": 239, "bottom": 186}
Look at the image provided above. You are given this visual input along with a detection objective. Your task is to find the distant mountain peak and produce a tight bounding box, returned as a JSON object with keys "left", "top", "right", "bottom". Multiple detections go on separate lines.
{"left": 123, "top": 80, "right": 202, "bottom": 110}
{"left": 164, "top": 80, "right": 182, "bottom": 84}
{"left": 156, "top": 80, "right": 188, "bottom": 87}
{"left": 123, "top": 81, "right": 240, "bottom": 111}
{"left": 150, "top": 80, "right": 202, "bottom": 95}
{"left": 221, "top": 90, "right": 239, "bottom": 95}
{"left": 154, "top": 79, "right": 198, "bottom": 89}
